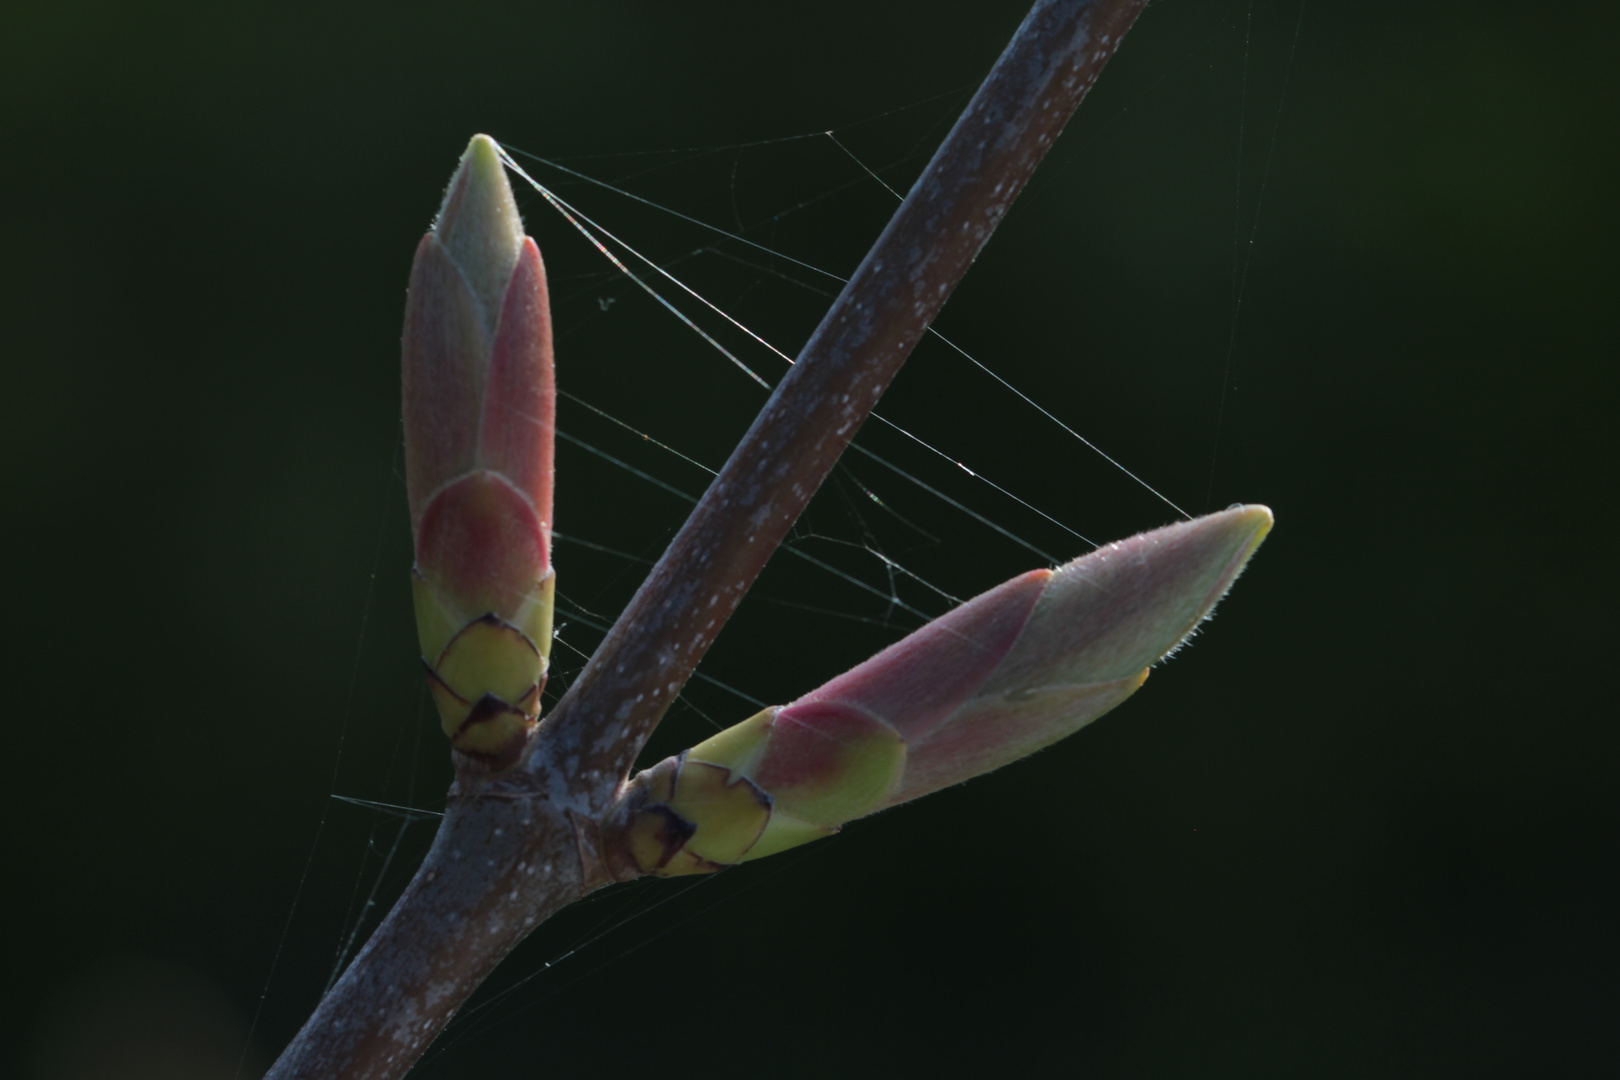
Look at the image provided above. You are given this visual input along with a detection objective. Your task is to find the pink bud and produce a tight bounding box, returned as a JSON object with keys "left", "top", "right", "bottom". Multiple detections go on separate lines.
{"left": 401, "top": 135, "right": 557, "bottom": 770}
{"left": 608, "top": 506, "right": 1274, "bottom": 875}
{"left": 790, "top": 504, "right": 1274, "bottom": 807}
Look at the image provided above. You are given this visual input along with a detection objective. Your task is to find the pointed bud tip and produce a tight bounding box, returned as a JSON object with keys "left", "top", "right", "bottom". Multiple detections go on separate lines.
{"left": 1213, "top": 502, "right": 1274, "bottom": 551}
{"left": 1192, "top": 503, "right": 1273, "bottom": 587}
{"left": 465, "top": 132, "right": 501, "bottom": 161}
{"left": 982, "top": 503, "right": 1274, "bottom": 691}
{"left": 434, "top": 134, "right": 525, "bottom": 329}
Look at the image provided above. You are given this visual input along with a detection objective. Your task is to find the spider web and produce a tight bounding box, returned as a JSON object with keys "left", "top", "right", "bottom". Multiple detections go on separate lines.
{"left": 241, "top": 3, "right": 1304, "bottom": 1073}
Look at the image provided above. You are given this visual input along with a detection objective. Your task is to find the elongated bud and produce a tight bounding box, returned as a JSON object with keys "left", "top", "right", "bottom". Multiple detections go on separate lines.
{"left": 403, "top": 135, "right": 556, "bottom": 771}
{"left": 605, "top": 505, "right": 1273, "bottom": 876}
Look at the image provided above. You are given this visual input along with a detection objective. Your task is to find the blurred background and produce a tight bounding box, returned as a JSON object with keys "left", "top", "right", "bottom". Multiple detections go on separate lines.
{"left": 4, "top": 1, "right": 1615, "bottom": 1077}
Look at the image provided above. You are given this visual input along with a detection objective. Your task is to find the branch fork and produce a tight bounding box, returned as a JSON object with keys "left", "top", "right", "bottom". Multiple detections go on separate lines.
{"left": 266, "top": 3, "right": 1274, "bottom": 1076}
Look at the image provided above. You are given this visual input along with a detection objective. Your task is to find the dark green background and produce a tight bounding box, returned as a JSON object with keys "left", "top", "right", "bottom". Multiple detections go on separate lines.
{"left": 6, "top": 2, "right": 1615, "bottom": 1077}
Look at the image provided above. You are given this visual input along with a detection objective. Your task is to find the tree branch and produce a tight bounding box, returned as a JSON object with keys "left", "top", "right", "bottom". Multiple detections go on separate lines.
{"left": 265, "top": 2, "right": 1149, "bottom": 1076}
{"left": 535, "top": 0, "right": 1150, "bottom": 808}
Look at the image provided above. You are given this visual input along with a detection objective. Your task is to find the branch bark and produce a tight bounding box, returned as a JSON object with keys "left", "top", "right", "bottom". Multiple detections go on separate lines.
{"left": 538, "top": 0, "right": 1151, "bottom": 809}
{"left": 265, "top": 2, "right": 1149, "bottom": 1076}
